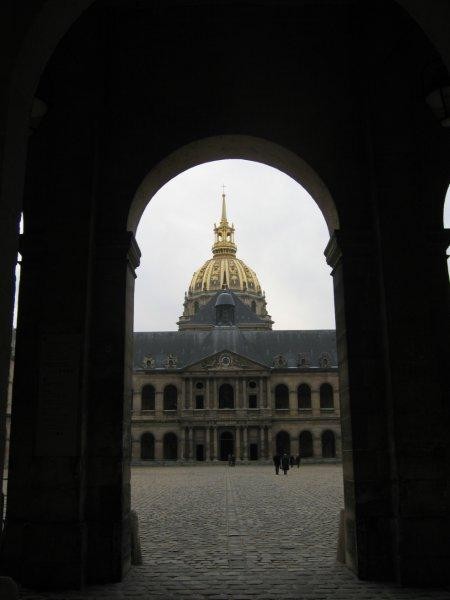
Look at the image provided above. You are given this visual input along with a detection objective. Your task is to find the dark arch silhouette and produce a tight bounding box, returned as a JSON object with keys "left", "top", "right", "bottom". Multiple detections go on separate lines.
{"left": 320, "top": 383, "right": 334, "bottom": 409}
{"left": 275, "top": 384, "right": 289, "bottom": 410}
{"left": 163, "top": 384, "right": 178, "bottom": 411}
{"left": 141, "top": 432, "right": 155, "bottom": 460}
{"left": 297, "top": 383, "right": 311, "bottom": 409}
{"left": 322, "top": 430, "right": 336, "bottom": 458}
{"left": 163, "top": 432, "right": 178, "bottom": 460}
{"left": 276, "top": 430, "right": 291, "bottom": 455}
{"left": 299, "top": 430, "right": 313, "bottom": 457}
{"left": 219, "top": 383, "right": 234, "bottom": 409}
{"left": 141, "top": 384, "right": 155, "bottom": 411}
{"left": 251, "top": 300, "right": 256, "bottom": 312}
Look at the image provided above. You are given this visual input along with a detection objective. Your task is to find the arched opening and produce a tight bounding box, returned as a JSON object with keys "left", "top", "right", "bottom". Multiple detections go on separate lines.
{"left": 163, "top": 385, "right": 178, "bottom": 411}
{"left": 320, "top": 383, "right": 334, "bottom": 409}
{"left": 141, "top": 384, "right": 155, "bottom": 411}
{"left": 297, "top": 384, "right": 311, "bottom": 409}
{"left": 251, "top": 300, "right": 256, "bottom": 312}
{"left": 219, "top": 431, "right": 234, "bottom": 461}
{"left": 218, "top": 383, "right": 234, "bottom": 409}
{"left": 140, "top": 432, "right": 155, "bottom": 460}
{"left": 276, "top": 430, "right": 290, "bottom": 456}
{"left": 299, "top": 431, "right": 313, "bottom": 458}
{"left": 163, "top": 432, "right": 178, "bottom": 460}
{"left": 321, "top": 430, "right": 336, "bottom": 459}
{"left": 275, "top": 384, "right": 289, "bottom": 410}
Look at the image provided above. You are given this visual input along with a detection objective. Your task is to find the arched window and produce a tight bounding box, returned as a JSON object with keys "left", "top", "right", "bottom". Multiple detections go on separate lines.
{"left": 322, "top": 430, "right": 336, "bottom": 458}
{"left": 163, "top": 384, "right": 178, "bottom": 411}
{"left": 276, "top": 430, "right": 290, "bottom": 455}
{"left": 251, "top": 300, "right": 256, "bottom": 312}
{"left": 163, "top": 432, "right": 178, "bottom": 460}
{"left": 194, "top": 301, "right": 199, "bottom": 313}
{"left": 275, "top": 384, "right": 289, "bottom": 410}
{"left": 219, "top": 383, "right": 234, "bottom": 409}
{"left": 320, "top": 383, "right": 334, "bottom": 409}
{"left": 299, "top": 431, "right": 313, "bottom": 457}
{"left": 141, "top": 432, "right": 155, "bottom": 460}
{"left": 141, "top": 384, "right": 155, "bottom": 410}
{"left": 297, "top": 384, "right": 311, "bottom": 409}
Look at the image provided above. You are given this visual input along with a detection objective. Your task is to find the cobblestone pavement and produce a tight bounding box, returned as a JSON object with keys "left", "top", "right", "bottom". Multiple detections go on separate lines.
{"left": 20, "top": 465, "right": 450, "bottom": 600}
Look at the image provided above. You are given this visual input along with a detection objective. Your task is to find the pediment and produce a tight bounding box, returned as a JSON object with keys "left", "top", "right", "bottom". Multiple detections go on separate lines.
{"left": 184, "top": 350, "right": 267, "bottom": 372}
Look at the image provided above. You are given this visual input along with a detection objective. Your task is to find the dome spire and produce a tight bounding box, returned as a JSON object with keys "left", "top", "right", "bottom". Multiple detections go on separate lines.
{"left": 221, "top": 185, "right": 228, "bottom": 223}
{"left": 212, "top": 188, "right": 236, "bottom": 256}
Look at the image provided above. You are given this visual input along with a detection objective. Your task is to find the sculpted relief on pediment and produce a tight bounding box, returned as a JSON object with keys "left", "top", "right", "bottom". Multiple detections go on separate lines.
{"left": 187, "top": 351, "right": 264, "bottom": 372}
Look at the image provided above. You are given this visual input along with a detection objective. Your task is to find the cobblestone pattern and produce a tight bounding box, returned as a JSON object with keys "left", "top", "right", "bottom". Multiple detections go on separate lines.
{"left": 20, "top": 465, "right": 450, "bottom": 600}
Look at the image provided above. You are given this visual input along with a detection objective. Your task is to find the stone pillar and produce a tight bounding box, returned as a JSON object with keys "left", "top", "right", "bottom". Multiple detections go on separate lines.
{"left": 311, "top": 388, "right": 320, "bottom": 416}
{"left": 291, "top": 434, "right": 299, "bottom": 457}
{"left": 213, "top": 380, "right": 217, "bottom": 409}
{"left": 235, "top": 378, "right": 239, "bottom": 408}
{"left": 188, "top": 379, "right": 193, "bottom": 410}
{"left": 206, "top": 379, "right": 210, "bottom": 409}
{"left": 312, "top": 431, "right": 322, "bottom": 459}
{"left": 266, "top": 379, "right": 271, "bottom": 409}
{"left": 180, "top": 428, "right": 186, "bottom": 461}
{"left": 205, "top": 427, "right": 210, "bottom": 460}
{"left": 235, "top": 427, "right": 241, "bottom": 460}
{"left": 212, "top": 427, "right": 218, "bottom": 461}
{"left": 242, "top": 379, "right": 247, "bottom": 409}
{"left": 259, "top": 379, "right": 264, "bottom": 408}
{"left": 155, "top": 390, "right": 163, "bottom": 417}
{"left": 188, "top": 427, "right": 194, "bottom": 461}
{"left": 259, "top": 427, "right": 264, "bottom": 460}
{"left": 289, "top": 388, "right": 297, "bottom": 416}
{"left": 155, "top": 436, "right": 163, "bottom": 460}
{"left": 243, "top": 426, "right": 248, "bottom": 460}
{"left": 133, "top": 389, "right": 142, "bottom": 413}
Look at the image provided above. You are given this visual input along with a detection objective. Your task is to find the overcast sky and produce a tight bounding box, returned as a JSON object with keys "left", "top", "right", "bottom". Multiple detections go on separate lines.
{"left": 134, "top": 159, "right": 336, "bottom": 332}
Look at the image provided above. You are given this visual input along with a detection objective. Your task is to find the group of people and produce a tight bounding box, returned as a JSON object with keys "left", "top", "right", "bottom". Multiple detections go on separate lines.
{"left": 273, "top": 452, "right": 301, "bottom": 475}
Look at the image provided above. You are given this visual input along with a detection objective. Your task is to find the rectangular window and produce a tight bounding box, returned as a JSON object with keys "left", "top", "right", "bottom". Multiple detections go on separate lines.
{"left": 248, "top": 394, "right": 258, "bottom": 409}
{"left": 195, "top": 395, "right": 204, "bottom": 409}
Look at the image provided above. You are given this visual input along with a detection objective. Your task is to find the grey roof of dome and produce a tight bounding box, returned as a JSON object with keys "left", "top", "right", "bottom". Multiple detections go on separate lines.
{"left": 133, "top": 328, "right": 338, "bottom": 370}
{"left": 215, "top": 291, "right": 236, "bottom": 307}
{"left": 189, "top": 291, "right": 265, "bottom": 326}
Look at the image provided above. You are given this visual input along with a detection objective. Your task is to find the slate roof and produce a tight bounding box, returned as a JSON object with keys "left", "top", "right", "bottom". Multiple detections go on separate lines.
{"left": 133, "top": 328, "right": 337, "bottom": 370}
{"left": 185, "top": 291, "right": 267, "bottom": 326}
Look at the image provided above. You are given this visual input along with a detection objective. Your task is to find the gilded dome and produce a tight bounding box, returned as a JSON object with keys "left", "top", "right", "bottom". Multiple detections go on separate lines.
{"left": 188, "top": 193, "right": 262, "bottom": 295}
{"left": 189, "top": 256, "right": 261, "bottom": 294}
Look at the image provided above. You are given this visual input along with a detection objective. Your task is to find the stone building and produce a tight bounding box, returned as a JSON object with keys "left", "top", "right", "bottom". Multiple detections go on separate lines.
{"left": 131, "top": 196, "right": 341, "bottom": 463}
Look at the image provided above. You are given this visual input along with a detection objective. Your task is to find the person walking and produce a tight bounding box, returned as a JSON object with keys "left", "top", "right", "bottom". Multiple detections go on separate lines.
{"left": 273, "top": 453, "right": 281, "bottom": 475}
{"left": 281, "top": 452, "right": 290, "bottom": 475}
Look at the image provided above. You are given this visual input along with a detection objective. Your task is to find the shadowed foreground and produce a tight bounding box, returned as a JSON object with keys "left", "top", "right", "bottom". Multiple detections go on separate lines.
{"left": 20, "top": 465, "right": 450, "bottom": 599}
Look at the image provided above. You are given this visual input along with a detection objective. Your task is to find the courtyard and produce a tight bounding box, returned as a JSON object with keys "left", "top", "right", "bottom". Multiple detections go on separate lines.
{"left": 20, "top": 465, "right": 450, "bottom": 600}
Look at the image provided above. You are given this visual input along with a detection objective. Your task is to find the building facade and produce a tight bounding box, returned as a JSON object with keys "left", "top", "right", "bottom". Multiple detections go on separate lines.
{"left": 131, "top": 195, "right": 341, "bottom": 463}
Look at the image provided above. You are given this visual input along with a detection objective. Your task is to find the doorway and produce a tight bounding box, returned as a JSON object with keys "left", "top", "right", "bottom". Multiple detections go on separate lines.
{"left": 220, "top": 431, "right": 234, "bottom": 461}
{"left": 249, "top": 443, "right": 258, "bottom": 460}
{"left": 196, "top": 444, "right": 204, "bottom": 461}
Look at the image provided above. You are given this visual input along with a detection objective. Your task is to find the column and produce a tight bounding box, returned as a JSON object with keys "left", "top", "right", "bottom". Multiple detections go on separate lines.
{"left": 155, "top": 389, "right": 163, "bottom": 417}
{"left": 242, "top": 379, "right": 247, "bottom": 409}
{"left": 235, "top": 427, "right": 241, "bottom": 460}
{"left": 213, "top": 380, "right": 218, "bottom": 409}
{"left": 206, "top": 379, "right": 210, "bottom": 409}
{"left": 291, "top": 434, "right": 299, "bottom": 458}
{"left": 188, "top": 427, "right": 194, "bottom": 461}
{"left": 259, "top": 378, "right": 264, "bottom": 408}
{"left": 206, "top": 427, "right": 211, "bottom": 460}
{"left": 266, "top": 379, "right": 271, "bottom": 409}
{"left": 259, "top": 427, "right": 264, "bottom": 460}
{"left": 155, "top": 436, "right": 163, "bottom": 460}
{"left": 182, "top": 379, "right": 187, "bottom": 409}
{"left": 312, "top": 430, "right": 322, "bottom": 459}
{"left": 212, "top": 427, "right": 218, "bottom": 461}
{"left": 133, "top": 389, "right": 142, "bottom": 413}
{"left": 235, "top": 378, "right": 240, "bottom": 408}
{"left": 289, "top": 388, "right": 297, "bottom": 416}
{"left": 188, "top": 378, "right": 193, "bottom": 410}
{"left": 311, "top": 388, "right": 320, "bottom": 417}
{"left": 180, "top": 428, "right": 186, "bottom": 461}
{"left": 243, "top": 426, "right": 248, "bottom": 460}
